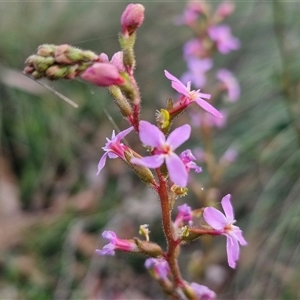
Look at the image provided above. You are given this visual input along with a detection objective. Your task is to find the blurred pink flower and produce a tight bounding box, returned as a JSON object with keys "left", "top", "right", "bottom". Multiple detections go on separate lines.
{"left": 181, "top": 58, "right": 213, "bottom": 89}
{"left": 215, "top": 1, "right": 235, "bottom": 19}
{"left": 174, "top": 203, "right": 193, "bottom": 228}
{"left": 180, "top": 149, "right": 202, "bottom": 173}
{"left": 190, "top": 282, "right": 216, "bottom": 300}
{"left": 189, "top": 109, "right": 228, "bottom": 128}
{"left": 183, "top": 39, "right": 204, "bottom": 60}
{"left": 203, "top": 194, "right": 247, "bottom": 268}
{"left": 217, "top": 69, "right": 240, "bottom": 102}
{"left": 208, "top": 25, "right": 240, "bottom": 54}
{"left": 145, "top": 258, "right": 170, "bottom": 280}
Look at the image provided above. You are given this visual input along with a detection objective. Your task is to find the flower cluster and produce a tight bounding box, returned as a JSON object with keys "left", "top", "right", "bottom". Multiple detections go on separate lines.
{"left": 25, "top": 2, "right": 247, "bottom": 299}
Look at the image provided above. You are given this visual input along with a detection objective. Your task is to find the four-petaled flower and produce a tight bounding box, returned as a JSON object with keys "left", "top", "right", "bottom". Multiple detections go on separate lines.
{"left": 203, "top": 194, "right": 247, "bottom": 268}
{"left": 131, "top": 121, "right": 191, "bottom": 187}
{"left": 97, "top": 126, "right": 134, "bottom": 175}
{"left": 164, "top": 70, "right": 222, "bottom": 118}
{"left": 96, "top": 230, "right": 139, "bottom": 256}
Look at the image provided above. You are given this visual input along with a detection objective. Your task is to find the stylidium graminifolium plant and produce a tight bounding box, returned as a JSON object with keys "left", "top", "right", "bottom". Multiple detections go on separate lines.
{"left": 24, "top": 2, "right": 247, "bottom": 299}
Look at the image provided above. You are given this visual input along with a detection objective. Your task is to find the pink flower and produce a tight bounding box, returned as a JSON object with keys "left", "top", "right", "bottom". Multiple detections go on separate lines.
{"left": 180, "top": 149, "right": 202, "bottom": 173}
{"left": 190, "top": 109, "right": 228, "bottom": 128}
{"left": 145, "top": 258, "right": 170, "bottom": 280}
{"left": 174, "top": 203, "right": 193, "bottom": 228}
{"left": 190, "top": 283, "right": 216, "bottom": 300}
{"left": 81, "top": 62, "right": 124, "bottom": 87}
{"left": 216, "top": 69, "right": 240, "bottom": 102}
{"left": 203, "top": 194, "right": 247, "bottom": 268}
{"left": 208, "top": 25, "right": 240, "bottom": 54}
{"left": 164, "top": 70, "right": 222, "bottom": 118}
{"left": 181, "top": 58, "right": 213, "bottom": 88}
{"left": 97, "top": 126, "right": 134, "bottom": 175}
{"left": 183, "top": 39, "right": 204, "bottom": 60}
{"left": 96, "top": 230, "right": 139, "bottom": 256}
{"left": 131, "top": 121, "right": 191, "bottom": 187}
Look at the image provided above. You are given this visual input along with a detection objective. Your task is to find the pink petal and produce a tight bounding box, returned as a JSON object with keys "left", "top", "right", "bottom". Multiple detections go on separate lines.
{"left": 203, "top": 207, "right": 227, "bottom": 230}
{"left": 166, "top": 153, "right": 188, "bottom": 187}
{"left": 233, "top": 228, "right": 247, "bottom": 246}
{"left": 221, "top": 194, "right": 234, "bottom": 222}
{"left": 97, "top": 153, "right": 108, "bottom": 175}
{"left": 139, "top": 121, "right": 165, "bottom": 148}
{"left": 167, "top": 124, "right": 191, "bottom": 150}
{"left": 226, "top": 235, "right": 239, "bottom": 268}
{"left": 131, "top": 155, "right": 164, "bottom": 169}
{"left": 194, "top": 98, "right": 223, "bottom": 118}
{"left": 115, "top": 126, "right": 134, "bottom": 142}
{"left": 164, "top": 70, "right": 189, "bottom": 96}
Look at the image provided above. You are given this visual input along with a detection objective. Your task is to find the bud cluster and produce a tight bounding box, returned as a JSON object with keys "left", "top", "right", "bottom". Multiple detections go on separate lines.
{"left": 24, "top": 44, "right": 99, "bottom": 80}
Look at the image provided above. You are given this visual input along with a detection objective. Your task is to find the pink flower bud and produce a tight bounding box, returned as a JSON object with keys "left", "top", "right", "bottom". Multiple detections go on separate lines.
{"left": 215, "top": 1, "right": 235, "bottom": 19}
{"left": 81, "top": 63, "right": 124, "bottom": 87}
{"left": 121, "top": 4, "right": 145, "bottom": 35}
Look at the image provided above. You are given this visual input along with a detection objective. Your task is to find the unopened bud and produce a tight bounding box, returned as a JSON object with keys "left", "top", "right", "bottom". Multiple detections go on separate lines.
{"left": 45, "top": 65, "right": 68, "bottom": 79}
{"left": 109, "top": 85, "right": 133, "bottom": 118}
{"left": 121, "top": 3, "right": 145, "bottom": 35}
{"left": 81, "top": 63, "right": 124, "bottom": 87}
{"left": 55, "top": 44, "right": 73, "bottom": 64}
{"left": 124, "top": 151, "right": 156, "bottom": 186}
{"left": 37, "top": 44, "right": 56, "bottom": 57}
{"left": 134, "top": 238, "right": 163, "bottom": 257}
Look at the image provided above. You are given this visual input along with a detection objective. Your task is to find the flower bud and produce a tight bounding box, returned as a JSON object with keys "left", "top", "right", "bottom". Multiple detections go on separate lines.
{"left": 134, "top": 238, "right": 163, "bottom": 257}
{"left": 121, "top": 4, "right": 145, "bottom": 35}
{"left": 215, "top": 1, "right": 235, "bottom": 19}
{"left": 37, "top": 44, "right": 56, "bottom": 57}
{"left": 81, "top": 63, "right": 124, "bottom": 87}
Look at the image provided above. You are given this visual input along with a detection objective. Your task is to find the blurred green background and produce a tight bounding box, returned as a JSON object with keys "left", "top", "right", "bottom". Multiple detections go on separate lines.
{"left": 1, "top": 1, "right": 300, "bottom": 299}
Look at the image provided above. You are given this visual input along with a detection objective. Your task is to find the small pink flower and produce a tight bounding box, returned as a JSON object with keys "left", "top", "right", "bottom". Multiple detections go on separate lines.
{"left": 164, "top": 70, "right": 222, "bottom": 118}
{"left": 96, "top": 230, "right": 139, "bottom": 256}
{"left": 97, "top": 126, "right": 134, "bottom": 175}
{"left": 203, "top": 194, "right": 247, "bottom": 268}
{"left": 216, "top": 69, "right": 240, "bottom": 102}
{"left": 121, "top": 3, "right": 145, "bottom": 35}
{"left": 181, "top": 58, "right": 213, "bottom": 89}
{"left": 81, "top": 62, "right": 124, "bottom": 87}
{"left": 145, "top": 258, "right": 170, "bottom": 280}
{"left": 190, "top": 109, "right": 228, "bottom": 129}
{"left": 180, "top": 149, "right": 202, "bottom": 173}
{"left": 183, "top": 39, "right": 204, "bottom": 60}
{"left": 190, "top": 282, "right": 216, "bottom": 300}
{"left": 174, "top": 203, "right": 193, "bottom": 228}
{"left": 131, "top": 121, "right": 191, "bottom": 187}
{"left": 208, "top": 25, "right": 240, "bottom": 54}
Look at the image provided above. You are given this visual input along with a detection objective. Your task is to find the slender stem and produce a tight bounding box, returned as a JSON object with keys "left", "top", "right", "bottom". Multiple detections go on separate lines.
{"left": 156, "top": 169, "right": 184, "bottom": 288}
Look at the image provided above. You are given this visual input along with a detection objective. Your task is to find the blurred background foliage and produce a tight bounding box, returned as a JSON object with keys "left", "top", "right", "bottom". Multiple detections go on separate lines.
{"left": 0, "top": 0, "right": 300, "bottom": 299}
